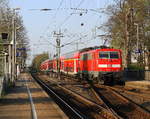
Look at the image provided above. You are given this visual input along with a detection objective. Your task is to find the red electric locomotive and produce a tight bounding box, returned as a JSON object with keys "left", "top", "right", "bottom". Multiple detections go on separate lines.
{"left": 40, "top": 46, "right": 123, "bottom": 84}
{"left": 78, "top": 47, "right": 122, "bottom": 84}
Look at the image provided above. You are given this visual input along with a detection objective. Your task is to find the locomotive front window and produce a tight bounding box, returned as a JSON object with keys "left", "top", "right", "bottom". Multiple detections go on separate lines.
{"left": 99, "top": 51, "right": 119, "bottom": 59}
{"left": 99, "top": 52, "right": 109, "bottom": 59}
{"left": 110, "top": 52, "right": 119, "bottom": 59}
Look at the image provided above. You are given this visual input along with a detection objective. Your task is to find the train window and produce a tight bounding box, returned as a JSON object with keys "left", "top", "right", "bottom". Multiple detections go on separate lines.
{"left": 110, "top": 52, "right": 119, "bottom": 59}
{"left": 87, "top": 53, "right": 92, "bottom": 60}
{"left": 99, "top": 52, "right": 109, "bottom": 59}
{"left": 80, "top": 54, "right": 83, "bottom": 60}
{"left": 99, "top": 51, "right": 119, "bottom": 59}
{"left": 83, "top": 54, "right": 88, "bottom": 60}
{"left": 80, "top": 54, "right": 87, "bottom": 60}
{"left": 80, "top": 53, "right": 93, "bottom": 60}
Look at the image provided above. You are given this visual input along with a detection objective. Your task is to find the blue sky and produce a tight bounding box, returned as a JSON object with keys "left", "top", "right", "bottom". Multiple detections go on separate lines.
{"left": 10, "top": 0, "right": 114, "bottom": 65}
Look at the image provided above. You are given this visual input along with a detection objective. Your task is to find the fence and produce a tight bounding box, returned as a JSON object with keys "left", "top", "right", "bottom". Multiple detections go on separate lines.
{"left": 123, "top": 70, "right": 150, "bottom": 81}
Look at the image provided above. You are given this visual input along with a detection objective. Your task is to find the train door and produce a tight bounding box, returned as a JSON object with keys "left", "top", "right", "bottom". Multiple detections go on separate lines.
{"left": 87, "top": 53, "right": 92, "bottom": 71}
{"left": 80, "top": 53, "right": 87, "bottom": 72}
{"left": 83, "top": 53, "right": 88, "bottom": 72}
{"left": 61, "top": 60, "right": 64, "bottom": 71}
{"left": 74, "top": 59, "right": 77, "bottom": 73}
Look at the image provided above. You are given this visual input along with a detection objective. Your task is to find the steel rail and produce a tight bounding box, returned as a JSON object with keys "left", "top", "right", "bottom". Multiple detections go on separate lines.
{"left": 40, "top": 72, "right": 122, "bottom": 118}
{"left": 109, "top": 86, "right": 150, "bottom": 100}
{"left": 90, "top": 88, "right": 122, "bottom": 118}
{"left": 56, "top": 84, "right": 120, "bottom": 119}
{"left": 94, "top": 84, "right": 150, "bottom": 118}
{"left": 36, "top": 75, "right": 120, "bottom": 119}
{"left": 33, "top": 76, "right": 85, "bottom": 119}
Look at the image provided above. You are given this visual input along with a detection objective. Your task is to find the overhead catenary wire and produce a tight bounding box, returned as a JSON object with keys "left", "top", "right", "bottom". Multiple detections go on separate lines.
{"left": 53, "top": 0, "right": 65, "bottom": 19}
{"left": 39, "top": 0, "right": 65, "bottom": 39}
{"left": 33, "top": 0, "right": 110, "bottom": 57}
{"left": 29, "top": 0, "right": 108, "bottom": 39}
{"left": 39, "top": 36, "right": 56, "bottom": 47}
{"left": 61, "top": 34, "right": 88, "bottom": 47}
{"left": 40, "top": 6, "right": 106, "bottom": 43}
{"left": 58, "top": 0, "right": 86, "bottom": 28}
{"left": 70, "top": 0, "right": 72, "bottom": 8}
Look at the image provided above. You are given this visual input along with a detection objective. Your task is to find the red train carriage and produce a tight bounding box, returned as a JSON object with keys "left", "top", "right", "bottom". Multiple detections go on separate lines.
{"left": 79, "top": 47, "right": 122, "bottom": 83}
{"left": 40, "top": 59, "right": 50, "bottom": 71}
{"left": 52, "top": 59, "right": 57, "bottom": 72}
{"left": 40, "top": 59, "right": 54, "bottom": 71}
{"left": 60, "top": 56, "right": 65, "bottom": 72}
{"left": 49, "top": 59, "right": 54, "bottom": 71}
{"left": 61, "top": 51, "right": 80, "bottom": 75}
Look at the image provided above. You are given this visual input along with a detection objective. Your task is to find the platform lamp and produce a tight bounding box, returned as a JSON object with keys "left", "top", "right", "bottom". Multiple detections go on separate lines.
{"left": 1, "top": 33, "right": 8, "bottom": 40}
{"left": 11, "top": 7, "right": 21, "bottom": 84}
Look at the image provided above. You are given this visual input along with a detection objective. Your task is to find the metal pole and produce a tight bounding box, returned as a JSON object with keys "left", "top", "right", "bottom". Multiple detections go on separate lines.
{"left": 134, "top": 23, "right": 139, "bottom": 61}
{"left": 12, "top": 8, "right": 20, "bottom": 84}
{"left": 54, "top": 30, "right": 63, "bottom": 80}
{"left": 4, "top": 54, "right": 7, "bottom": 75}
{"left": 8, "top": 44, "right": 12, "bottom": 80}
{"left": 136, "top": 24, "right": 139, "bottom": 52}
{"left": 12, "top": 10, "right": 15, "bottom": 83}
{"left": 136, "top": 24, "right": 140, "bottom": 66}
{"left": 56, "top": 35, "right": 61, "bottom": 80}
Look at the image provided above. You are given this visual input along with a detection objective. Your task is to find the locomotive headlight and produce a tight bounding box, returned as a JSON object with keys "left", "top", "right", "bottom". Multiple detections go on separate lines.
{"left": 112, "top": 64, "right": 121, "bottom": 68}
{"left": 98, "top": 64, "right": 107, "bottom": 68}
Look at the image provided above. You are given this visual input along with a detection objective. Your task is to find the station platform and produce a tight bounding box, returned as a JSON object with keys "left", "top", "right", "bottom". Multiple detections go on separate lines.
{"left": 0, "top": 73, "right": 68, "bottom": 119}
{"left": 125, "top": 80, "right": 150, "bottom": 90}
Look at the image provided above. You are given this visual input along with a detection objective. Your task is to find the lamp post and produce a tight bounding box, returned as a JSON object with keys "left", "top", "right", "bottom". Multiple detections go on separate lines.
{"left": 12, "top": 8, "right": 20, "bottom": 83}
{"left": 134, "top": 23, "right": 139, "bottom": 53}
{"left": 134, "top": 23, "right": 140, "bottom": 65}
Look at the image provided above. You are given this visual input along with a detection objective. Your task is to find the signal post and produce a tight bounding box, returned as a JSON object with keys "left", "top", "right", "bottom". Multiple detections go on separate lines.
{"left": 53, "top": 30, "right": 63, "bottom": 80}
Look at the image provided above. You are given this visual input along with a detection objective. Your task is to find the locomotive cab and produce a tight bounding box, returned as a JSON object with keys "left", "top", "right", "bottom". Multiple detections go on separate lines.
{"left": 96, "top": 49, "right": 123, "bottom": 84}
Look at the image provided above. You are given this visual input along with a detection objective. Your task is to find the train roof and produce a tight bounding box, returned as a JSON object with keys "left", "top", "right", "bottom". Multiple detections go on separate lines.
{"left": 62, "top": 51, "right": 80, "bottom": 59}
{"left": 61, "top": 46, "right": 121, "bottom": 59}
{"left": 41, "top": 59, "right": 50, "bottom": 64}
{"left": 79, "top": 46, "right": 121, "bottom": 55}
{"left": 79, "top": 45, "right": 111, "bottom": 53}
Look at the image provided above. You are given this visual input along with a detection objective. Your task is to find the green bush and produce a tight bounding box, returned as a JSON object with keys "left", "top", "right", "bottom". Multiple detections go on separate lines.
{"left": 128, "top": 64, "right": 144, "bottom": 70}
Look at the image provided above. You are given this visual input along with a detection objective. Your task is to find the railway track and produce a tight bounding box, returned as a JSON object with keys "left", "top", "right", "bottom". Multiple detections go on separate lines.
{"left": 93, "top": 84, "right": 150, "bottom": 119}
{"left": 57, "top": 73, "right": 150, "bottom": 118}
{"left": 31, "top": 73, "right": 86, "bottom": 119}
{"left": 33, "top": 72, "right": 150, "bottom": 118}
{"left": 108, "top": 86, "right": 150, "bottom": 100}
{"left": 105, "top": 85, "right": 150, "bottom": 112}
{"left": 32, "top": 73, "right": 121, "bottom": 119}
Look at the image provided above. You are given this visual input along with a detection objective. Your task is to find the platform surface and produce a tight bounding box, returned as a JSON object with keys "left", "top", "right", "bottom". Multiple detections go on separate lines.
{"left": 0, "top": 73, "right": 68, "bottom": 119}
